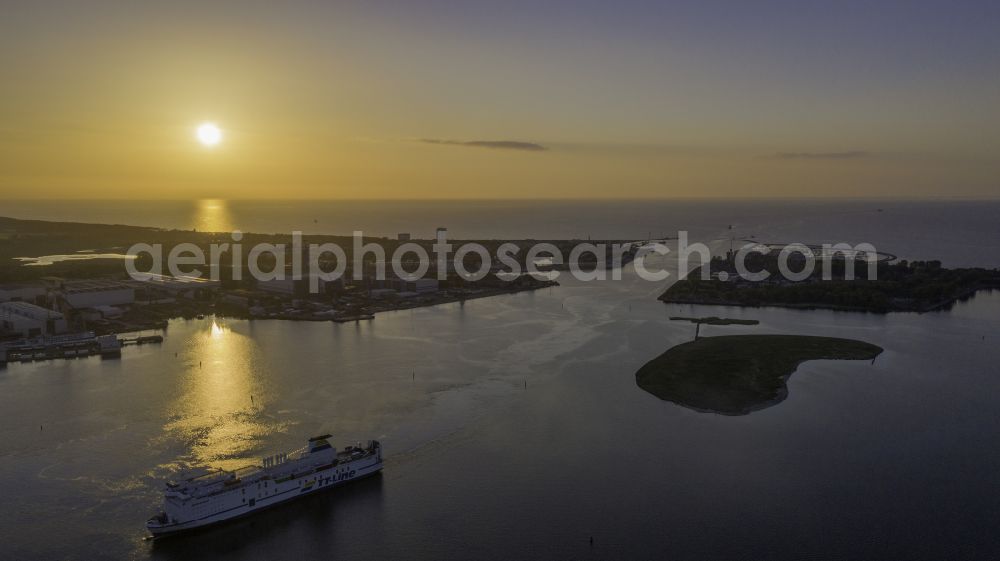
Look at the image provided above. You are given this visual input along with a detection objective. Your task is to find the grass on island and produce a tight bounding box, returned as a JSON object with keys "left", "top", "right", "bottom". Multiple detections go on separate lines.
{"left": 669, "top": 316, "right": 759, "bottom": 326}
{"left": 636, "top": 335, "right": 883, "bottom": 415}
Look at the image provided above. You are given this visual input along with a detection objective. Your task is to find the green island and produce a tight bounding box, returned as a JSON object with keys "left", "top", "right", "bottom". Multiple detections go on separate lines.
{"left": 661, "top": 253, "right": 1000, "bottom": 313}
{"left": 635, "top": 335, "right": 883, "bottom": 415}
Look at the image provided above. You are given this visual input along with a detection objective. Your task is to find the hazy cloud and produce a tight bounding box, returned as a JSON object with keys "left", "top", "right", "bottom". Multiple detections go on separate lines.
{"left": 421, "top": 139, "right": 547, "bottom": 152}
{"left": 774, "top": 150, "right": 869, "bottom": 160}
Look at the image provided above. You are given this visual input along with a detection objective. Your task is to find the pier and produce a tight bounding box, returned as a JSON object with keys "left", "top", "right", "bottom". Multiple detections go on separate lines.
{"left": 0, "top": 332, "right": 163, "bottom": 365}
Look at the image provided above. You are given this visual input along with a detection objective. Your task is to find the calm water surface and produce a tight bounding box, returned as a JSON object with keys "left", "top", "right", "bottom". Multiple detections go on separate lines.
{"left": 0, "top": 203, "right": 999, "bottom": 560}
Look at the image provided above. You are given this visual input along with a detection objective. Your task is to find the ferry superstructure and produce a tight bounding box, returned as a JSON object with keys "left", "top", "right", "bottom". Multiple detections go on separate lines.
{"left": 147, "top": 435, "right": 382, "bottom": 536}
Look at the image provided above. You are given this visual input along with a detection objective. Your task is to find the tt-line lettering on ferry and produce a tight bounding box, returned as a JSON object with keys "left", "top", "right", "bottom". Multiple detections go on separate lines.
{"left": 147, "top": 434, "right": 382, "bottom": 536}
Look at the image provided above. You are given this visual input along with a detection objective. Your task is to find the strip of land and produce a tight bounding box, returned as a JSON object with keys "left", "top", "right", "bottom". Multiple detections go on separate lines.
{"left": 661, "top": 254, "right": 1000, "bottom": 313}
{"left": 669, "top": 316, "right": 759, "bottom": 326}
{"left": 0, "top": 215, "right": 579, "bottom": 339}
{"left": 635, "top": 335, "right": 883, "bottom": 415}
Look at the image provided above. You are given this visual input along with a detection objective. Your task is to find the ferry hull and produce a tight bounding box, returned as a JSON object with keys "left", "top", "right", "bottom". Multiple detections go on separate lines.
{"left": 148, "top": 453, "right": 382, "bottom": 537}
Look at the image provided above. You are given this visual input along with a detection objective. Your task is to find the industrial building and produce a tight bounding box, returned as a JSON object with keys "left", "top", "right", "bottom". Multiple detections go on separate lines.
{"left": 0, "top": 282, "right": 46, "bottom": 304}
{"left": 0, "top": 302, "right": 68, "bottom": 338}
{"left": 131, "top": 273, "right": 220, "bottom": 298}
{"left": 405, "top": 279, "right": 439, "bottom": 293}
{"left": 53, "top": 279, "right": 135, "bottom": 310}
{"left": 370, "top": 277, "right": 439, "bottom": 294}
{"left": 257, "top": 275, "right": 342, "bottom": 297}
{"left": 257, "top": 278, "right": 297, "bottom": 296}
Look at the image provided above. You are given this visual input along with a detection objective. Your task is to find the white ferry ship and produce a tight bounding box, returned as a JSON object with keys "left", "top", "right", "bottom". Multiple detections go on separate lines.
{"left": 147, "top": 435, "right": 382, "bottom": 536}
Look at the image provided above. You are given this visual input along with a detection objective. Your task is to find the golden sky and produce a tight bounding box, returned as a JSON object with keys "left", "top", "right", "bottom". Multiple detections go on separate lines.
{"left": 1, "top": 1, "right": 998, "bottom": 199}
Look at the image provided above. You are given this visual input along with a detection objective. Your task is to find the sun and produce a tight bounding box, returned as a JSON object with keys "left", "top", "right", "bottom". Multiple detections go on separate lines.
{"left": 196, "top": 122, "right": 223, "bottom": 147}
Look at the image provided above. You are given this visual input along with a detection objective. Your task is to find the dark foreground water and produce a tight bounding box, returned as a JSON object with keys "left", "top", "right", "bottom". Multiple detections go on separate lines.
{"left": 2, "top": 265, "right": 999, "bottom": 560}
{"left": 1, "top": 201, "right": 999, "bottom": 560}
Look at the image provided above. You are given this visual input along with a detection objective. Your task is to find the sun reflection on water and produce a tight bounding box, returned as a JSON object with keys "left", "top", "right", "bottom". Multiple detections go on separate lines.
{"left": 193, "top": 199, "right": 234, "bottom": 233}
{"left": 163, "top": 319, "right": 287, "bottom": 471}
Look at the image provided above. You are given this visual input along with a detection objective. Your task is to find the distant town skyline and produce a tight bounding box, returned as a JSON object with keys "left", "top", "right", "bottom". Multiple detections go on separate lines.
{"left": 1, "top": 0, "right": 998, "bottom": 199}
